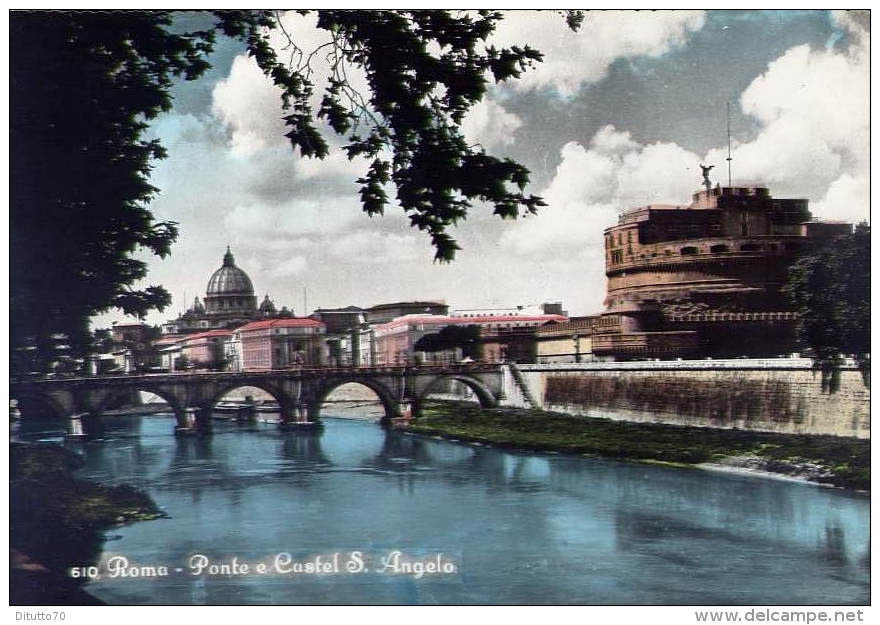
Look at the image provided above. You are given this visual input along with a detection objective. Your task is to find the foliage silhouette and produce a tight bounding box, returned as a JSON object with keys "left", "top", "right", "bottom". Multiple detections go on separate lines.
{"left": 9, "top": 10, "right": 581, "bottom": 371}
{"left": 784, "top": 223, "right": 870, "bottom": 390}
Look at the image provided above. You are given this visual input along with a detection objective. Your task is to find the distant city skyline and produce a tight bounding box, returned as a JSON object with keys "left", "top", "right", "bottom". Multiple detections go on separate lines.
{"left": 89, "top": 10, "right": 869, "bottom": 329}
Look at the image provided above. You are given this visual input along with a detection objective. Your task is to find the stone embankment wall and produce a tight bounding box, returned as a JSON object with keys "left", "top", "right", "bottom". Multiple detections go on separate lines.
{"left": 501, "top": 360, "right": 870, "bottom": 439}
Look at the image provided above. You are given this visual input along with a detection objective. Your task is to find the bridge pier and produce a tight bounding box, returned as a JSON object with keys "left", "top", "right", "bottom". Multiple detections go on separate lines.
{"left": 174, "top": 409, "right": 192, "bottom": 435}
{"left": 83, "top": 411, "right": 105, "bottom": 438}
{"left": 278, "top": 403, "right": 314, "bottom": 425}
{"left": 295, "top": 403, "right": 309, "bottom": 422}
{"left": 380, "top": 400, "right": 415, "bottom": 427}
{"left": 67, "top": 415, "right": 86, "bottom": 439}
{"left": 236, "top": 403, "right": 256, "bottom": 422}
{"left": 175, "top": 407, "right": 211, "bottom": 436}
{"left": 278, "top": 404, "right": 295, "bottom": 426}
{"left": 66, "top": 412, "right": 104, "bottom": 440}
{"left": 193, "top": 407, "right": 212, "bottom": 434}
{"left": 278, "top": 403, "right": 323, "bottom": 430}
{"left": 307, "top": 402, "right": 321, "bottom": 423}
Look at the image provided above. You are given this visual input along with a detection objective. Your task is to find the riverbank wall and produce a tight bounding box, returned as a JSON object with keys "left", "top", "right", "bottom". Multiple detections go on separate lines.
{"left": 500, "top": 359, "right": 869, "bottom": 439}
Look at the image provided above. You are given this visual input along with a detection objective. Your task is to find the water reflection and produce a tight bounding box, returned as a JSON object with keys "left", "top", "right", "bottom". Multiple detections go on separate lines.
{"left": 16, "top": 415, "right": 870, "bottom": 605}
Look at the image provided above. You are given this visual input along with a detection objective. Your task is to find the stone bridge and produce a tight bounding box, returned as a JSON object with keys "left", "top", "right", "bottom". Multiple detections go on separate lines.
{"left": 9, "top": 364, "right": 505, "bottom": 436}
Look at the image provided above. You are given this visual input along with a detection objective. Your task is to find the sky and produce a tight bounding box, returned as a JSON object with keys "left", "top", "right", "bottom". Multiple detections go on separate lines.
{"left": 90, "top": 9, "right": 870, "bottom": 329}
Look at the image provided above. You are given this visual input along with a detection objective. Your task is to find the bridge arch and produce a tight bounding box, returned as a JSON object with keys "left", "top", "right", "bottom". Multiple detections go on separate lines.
{"left": 95, "top": 386, "right": 183, "bottom": 420}
{"left": 313, "top": 378, "right": 400, "bottom": 423}
{"left": 414, "top": 374, "right": 499, "bottom": 417}
{"left": 205, "top": 382, "right": 290, "bottom": 414}
{"left": 200, "top": 379, "right": 300, "bottom": 423}
{"left": 12, "top": 391, "right": 68, "bottom": 421}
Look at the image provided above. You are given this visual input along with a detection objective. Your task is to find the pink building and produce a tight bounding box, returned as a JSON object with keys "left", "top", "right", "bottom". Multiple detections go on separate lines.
{"left": 233, "top": 318, "right": 326, "bottom": 371}
{"left": 180, "top": 330, "right": 233, "bottom": 368}
{"left": 373, "top": 314, "right": 568, "bottom": 365}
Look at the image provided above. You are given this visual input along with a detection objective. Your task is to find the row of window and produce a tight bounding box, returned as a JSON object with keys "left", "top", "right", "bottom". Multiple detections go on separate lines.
{"left": 456, "top": 312, "right": 523, "bottom": 317}
{"left": 670, "top": 312, "right": 797, "bottom": 322}
{"left": 209, "top": 298, "right": 253, "bottom": 309}
{"left": 609, "top": 241, "right": 806, "bottom": 264}
{"left": 607, "top": 229, "right": 635, "bottom": 248}
{"left": 607, "top": 224, "right": 727, "bottom": 248}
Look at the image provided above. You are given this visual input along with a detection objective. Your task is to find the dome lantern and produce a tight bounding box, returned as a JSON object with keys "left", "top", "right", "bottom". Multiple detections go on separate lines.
{"left": 223, "top": 245, "right": 235, "bottom": 267}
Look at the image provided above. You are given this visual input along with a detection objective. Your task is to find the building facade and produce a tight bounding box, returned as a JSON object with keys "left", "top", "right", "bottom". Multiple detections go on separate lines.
{"left": 108, "top": 321, "right": 158, "bottom": 371}
{"left": 180, "top": 330, "right": 233, "bottom": 369}
{"left": 232, "top": 318, "right": 326, "bottom": 371}
{"left": 451, "top": 302, "right": 568, "bottom": 318}
{"left": 364, "top": 301, "right": 449, "bottom": 325}
{"left": 597, "top": 185, "right": 851, "bottom": 359}
{"left": 373, "top": 313, "right": 568, "bottom": 365}
{"left": 534, "top": 316, "right": 602, "bottom": 363}
{"left": 310, "top": 306, "right": 376, "bottom": 366}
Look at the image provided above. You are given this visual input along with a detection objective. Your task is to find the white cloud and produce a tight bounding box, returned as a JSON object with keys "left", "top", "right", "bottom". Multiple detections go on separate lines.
{"left": 498, "top": 125, "right": 707, "bottom": 311}
{"left": 327, "top": 231, "right": 426, "bottom": 263}
{"left": 590, "top": 125, "right": 639, "bottom": 156}
{"left": 811, "top": 173, "right": 870, "bottom": 225}
{"left": 223, "top": 197, "right": 360, "bottom": 239}
{"left": 502, "top": 126, "right": 701, "bottom": 258}
{"left": 295, "top": 145, "right": 371, "bottom": 181}
{"left": 461, "top": 99, "right": 523, "bottom": 148}
{"left": 212, "top": 56, "right": 288, "bottom": 155}
{"left": 489, "top": 10, "right": 706, "bottom": 95}
{"left": 267, "top": 12, "right": 370, "bottom": 98}
{"left": 714, "top": 15, "right": 869, "bottom": 214}
{"left": 269, "top": 256, "right": 309, "bottom": 278}
{"left": 211, "top": 11, "right": 371, "bottom": 159}
{"left": 223, "top": 203, "right": 292, "bottom": 238}
{"left": 498, "top": 11, "right": 870, "bottom": 307}
{"left": 214, "top": 10, "right": 707, "bottom": 152}
{"left": 831, "top": 10, "right": 870, "bottom": 49}
{"left": 616, "top": 142, "right": 703, "bottom": 208}
{"left": 262, "top": 238, "right": 320, "bottom": 253}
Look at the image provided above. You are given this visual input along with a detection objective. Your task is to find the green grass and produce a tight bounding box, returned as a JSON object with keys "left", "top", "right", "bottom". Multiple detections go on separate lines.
{"left": 404, "top": 402, "right": 870, "bottom": 490}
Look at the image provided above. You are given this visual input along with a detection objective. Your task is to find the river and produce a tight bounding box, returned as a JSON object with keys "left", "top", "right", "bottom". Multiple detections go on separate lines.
{"left": 16, "top": 412, "right": 870, "bottom": 605}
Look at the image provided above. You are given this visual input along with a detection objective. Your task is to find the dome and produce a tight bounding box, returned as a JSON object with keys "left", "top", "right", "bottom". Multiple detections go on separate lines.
{"left": 206, "top": 247, "right": 254, "bottom": 296}
{"left": 259, "top": 294, "right": 277, "bottom": 315}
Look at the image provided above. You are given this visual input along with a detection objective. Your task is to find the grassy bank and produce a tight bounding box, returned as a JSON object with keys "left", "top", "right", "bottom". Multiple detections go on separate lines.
{"left": 10, "top": 442, "right": 164, "bottom": 605}
{"left": 402, "top": 402, "right": 870, "bottom": 491}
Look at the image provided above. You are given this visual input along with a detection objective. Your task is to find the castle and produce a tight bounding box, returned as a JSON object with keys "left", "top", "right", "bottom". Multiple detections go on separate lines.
{"left": 594, "top": 184, "right": 851, "bottom": 359}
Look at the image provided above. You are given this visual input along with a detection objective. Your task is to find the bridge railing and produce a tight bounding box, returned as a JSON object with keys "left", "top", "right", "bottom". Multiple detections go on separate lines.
{"left": 10, "top": 362, "right": 503, "bottom": 385}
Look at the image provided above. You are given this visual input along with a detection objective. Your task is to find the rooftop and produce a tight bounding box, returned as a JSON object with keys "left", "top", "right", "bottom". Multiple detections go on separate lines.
{"left": 367, "top": 301, "right": 447, "bottom": 310}
{"left": 376, "top": 314, "right": 568, "bottom": 330}
{"left": 236, "top": 318, "right": 325, "bottom": 332}
{"left": 182, "top": 330, "right": 234, "bottom": 342}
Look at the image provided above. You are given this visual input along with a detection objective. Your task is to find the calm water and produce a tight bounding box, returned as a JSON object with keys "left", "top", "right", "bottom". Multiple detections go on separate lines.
{"left": 18, "top": 414, "right": 870, "bottom": 605}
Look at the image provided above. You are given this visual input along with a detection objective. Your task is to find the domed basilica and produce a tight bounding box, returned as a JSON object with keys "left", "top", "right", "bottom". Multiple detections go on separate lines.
{"left": 161, "top": 247, "right": 291, "bottom": 335}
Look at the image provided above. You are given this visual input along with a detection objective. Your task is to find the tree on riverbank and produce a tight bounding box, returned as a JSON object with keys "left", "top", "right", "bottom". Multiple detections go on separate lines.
{"left": 10, "top": 10, "right": 580, "bottom": 373}
{"left": 784, "top": 223, "right": 870, "bottom": 390}
{"left": 413, "top": 325, "right": 482, "bottom": 362}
